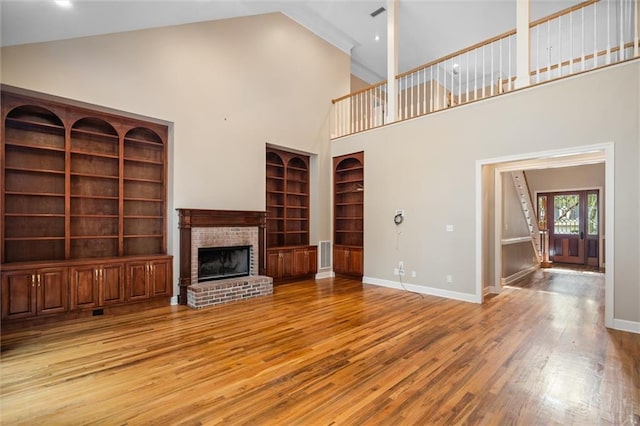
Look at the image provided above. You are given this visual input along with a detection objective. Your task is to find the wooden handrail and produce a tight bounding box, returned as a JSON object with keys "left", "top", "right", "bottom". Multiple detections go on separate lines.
{"left": 331, "top": 0, "right": 600, "bottom": 104}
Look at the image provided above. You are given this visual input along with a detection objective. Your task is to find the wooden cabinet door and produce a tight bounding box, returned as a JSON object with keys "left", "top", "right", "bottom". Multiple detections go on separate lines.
{"left": 281, "top": 250, "right": 293, "bottom": 278}
{"left": 149, "top": 259, "right": 171, "bottom": 297}
{"left": 70, "top": 266, "right": 99, "bottom": 310}
{"left": 267, "top": 250, "right": 282, "bottom": 279}
{"left": 101, "top": 264, "right": 125, "bottom": 305}
{"left": 37, "top": 268, "right": 68, "bottom": 315}
{"left": 293, "top": 247, "right": 317, "bottom": 276}
{"left": 126, "top": 262, "right": 149, "bottom": 301}
{"left": 307, "top": 247, "right": 317, "bottom": 275}
{"left": 348, "top": 248, "right": 363, "bottom": 276}
{"left": 1, "top": 270, "right": 37, "bottom": 320}
{"left": 333, "top": 246, "right": 348, "bottom": 275}
{"left": 293, "top": 249, "right": 308, "bottom": 276}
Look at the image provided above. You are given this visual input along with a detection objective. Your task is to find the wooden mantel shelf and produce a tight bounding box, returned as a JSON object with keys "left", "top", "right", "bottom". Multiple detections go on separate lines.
{"left": 176, "top": 209, "right": 267, "bottom": 305}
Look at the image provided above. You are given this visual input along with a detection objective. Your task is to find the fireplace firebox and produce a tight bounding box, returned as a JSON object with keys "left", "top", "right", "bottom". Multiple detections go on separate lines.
{"left": 198, "top": 245, "right": 251, "bottom": 282}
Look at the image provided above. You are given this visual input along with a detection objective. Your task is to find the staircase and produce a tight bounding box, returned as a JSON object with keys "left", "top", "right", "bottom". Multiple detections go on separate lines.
{"left": 510, "top": 171, "right": 542, "bottom": 263}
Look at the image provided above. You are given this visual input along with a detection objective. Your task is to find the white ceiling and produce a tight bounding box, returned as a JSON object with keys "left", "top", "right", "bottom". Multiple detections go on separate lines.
{"left": 0, "top": 0, "right": 582, "bottom": 84}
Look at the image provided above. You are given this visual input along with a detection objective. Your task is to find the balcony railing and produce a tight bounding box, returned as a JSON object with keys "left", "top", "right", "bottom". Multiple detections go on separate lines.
{"left": 331, "top": 0, "right": 639, "bottom": 139}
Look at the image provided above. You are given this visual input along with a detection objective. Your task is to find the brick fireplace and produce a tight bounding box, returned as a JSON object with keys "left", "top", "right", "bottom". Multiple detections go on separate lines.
{"left": 177, "top": 209, "right": 272, "bottom": 307}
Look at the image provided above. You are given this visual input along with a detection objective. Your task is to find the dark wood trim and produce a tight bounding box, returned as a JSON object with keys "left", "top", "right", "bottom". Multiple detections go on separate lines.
{"left": 176, "top": 209, "right": 267, "bottom": 305}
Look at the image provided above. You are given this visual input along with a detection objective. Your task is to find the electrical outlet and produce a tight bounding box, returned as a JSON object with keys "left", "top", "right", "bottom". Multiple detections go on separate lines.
{"left": 446, "top": 275, "right": 453, "bottom": 284}
{"left": 411, "top": 270, "right": 417, "bottom": 278}
{"left": 394, "top": 268, "right": 399, "bottom": 276}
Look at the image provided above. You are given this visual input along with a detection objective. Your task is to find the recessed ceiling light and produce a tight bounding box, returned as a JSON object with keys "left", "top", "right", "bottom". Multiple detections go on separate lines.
{"left": 54, "top": 0, "right": 73, "bottom": 7}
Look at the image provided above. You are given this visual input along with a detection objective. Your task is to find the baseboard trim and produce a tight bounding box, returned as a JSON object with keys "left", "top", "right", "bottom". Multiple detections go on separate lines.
{"left": 363, "top": 276, "right": 481, "bottom": 303}
{"left": 612, "top": 319, "right": 640, "bottom": 334}
{"left": 500, "top": 264, "right": 538, "bottom": 286}
{"left": 483, "top": 286, "right": 499, "bottom": 296}
{"left": 315, "top": 271, "right": 335, "bottom": 280}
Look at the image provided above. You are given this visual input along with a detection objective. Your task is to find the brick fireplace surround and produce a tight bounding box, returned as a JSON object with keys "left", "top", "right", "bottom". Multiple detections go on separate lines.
{"left": 177, "top": 209, "right": 273, "bottom": 308}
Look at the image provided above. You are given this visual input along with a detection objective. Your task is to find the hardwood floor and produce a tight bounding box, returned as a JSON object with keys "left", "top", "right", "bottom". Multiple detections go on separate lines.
{"left": 1, "top": 270, "right": 639, "bottom": 425}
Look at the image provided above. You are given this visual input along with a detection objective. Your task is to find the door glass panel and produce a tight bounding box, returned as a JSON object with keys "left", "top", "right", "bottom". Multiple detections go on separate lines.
{"left": 554, "top": 194, "right": 580, "bottom": 235}
{"left": 588, "top": 193, "right": 598, "bottom": 235}
{"left": 537, "top": 195, "right": 547, "bottom": 230}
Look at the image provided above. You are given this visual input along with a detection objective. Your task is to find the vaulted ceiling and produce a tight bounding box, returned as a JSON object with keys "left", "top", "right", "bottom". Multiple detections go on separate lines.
{"left": 1, "top": 0, "right": 582, "bottom": 84}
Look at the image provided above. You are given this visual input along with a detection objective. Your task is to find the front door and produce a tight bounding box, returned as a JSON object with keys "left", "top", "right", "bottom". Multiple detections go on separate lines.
{"left": 538, "top": 191, "right": 599, "bottom": 266}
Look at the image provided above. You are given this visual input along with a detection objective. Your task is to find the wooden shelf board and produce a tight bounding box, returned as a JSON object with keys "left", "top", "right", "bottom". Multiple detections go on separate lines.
{"left": 336, "top": 202, "right": 364, "bottom": 206}
{"left": 5, "top": 236, "right": 64, "bottom": 241}
{"left": 336, "top": 165, "right": 364, "bottom": 173}
{"left": 70, "top": 214, "right": 119, "bottom": 218}
{"left": 70, "top": 235, "right": 119, "bottom": 240}
{"left": 71, "top": 195, "right": 119, "bottom": 200}
{"left": 124, "top": 157, "right": 163, "bottom": 165}
{"left": 266, "top": 162, "right": 284, "bottom": 168}
{"left": 4, "top": 141, "right": 65, "bottom": 152}
{"left": 123, "top": 197, "right": 163, "bottom": 202}
{"left": 123, "top": 215, "right": 163, "bottom": 219}
{"left": 123, "top": 234, "right": 163, "bottom": 239}
{"left": 71, "top": 150, "right": 119, "bottom": 160}
{"left": 71, "top": 172, "right": 119, "bottom": 180}
{"left": 5, "top": 166, "right": 65, "bottom": 175}
{"left": 124, "top": 177, "right": 163, "bottom": 184}
{"left": 5, "top": 117, "right": 64, "bottom": 132}
{"left": 5, "top": 213, "right": 65, "bottom": 218}
{"left": 336, "top": 178, "right": 364, "bottom": 184}
{"left": 71, "top": 128, "right": 118, "bottom": 140}
{"left": 124, "top": 137, "right": 163, "bottom": 147}
{"left": 5, "top": 191, "right": 64, "bottom": 197}
{"left": 287, "top": 166, "right": 308, "bottom": 172}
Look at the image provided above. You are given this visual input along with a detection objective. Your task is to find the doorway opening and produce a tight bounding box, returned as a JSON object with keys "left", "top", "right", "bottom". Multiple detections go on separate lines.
{"left": 538, "top": 190, "right": 600, "bottom": 267}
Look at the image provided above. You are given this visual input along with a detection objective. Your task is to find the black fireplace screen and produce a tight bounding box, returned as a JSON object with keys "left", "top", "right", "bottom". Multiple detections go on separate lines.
{"left": 198, "top": 245, "right": 251, "bottom": 282}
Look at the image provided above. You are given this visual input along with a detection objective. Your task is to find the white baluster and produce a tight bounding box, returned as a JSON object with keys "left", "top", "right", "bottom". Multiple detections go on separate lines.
{"left": 607, "top": 0, "right": 611, "bottom": 64}
{"left": 482, "top": 45, "right": 486, "bottom": 99}
{"left": 558, "top": 16, "right": 562, "bottom": 78}
{"left": 508, "top": 35, "right": 512, "bottom": 91}
{"left": 458, "top": 55, "right": 461, "bottom": 104}
{"left": 619, "top": 0, "right": 625, "bottom": 60}
{"left": 423, "top": 67, "right": 427, "bottom": 114}
{"left": 570, "top": 11, "right": 573, "bottom": 73}
{"left": 411, "top": 72, "right": 414, "bottom": 118}
{"left": 594, "top": 2, "right": 598, "bottom": 68}
{"left": 499, "top": 38, "right": 503, "bottom": 94}
{"left": 430, "top": 66, "right": 434, "bottom": 112}
{"left": 490, "top": 42, "right": 494, "bottom": 96}
{"left": 465, "top": 50, "right": 471, "bottom": 102}
{"left": 582, "top": 6, "right": 586, "bottom": 71}
{"left": 474, "top": 48, "right": 478, "bottom": 100}
{"left": 547, "top": 20, "right": 551, "bottom": 81}
{"left": 635, "top": 0, "right": 639, "bottom": 57}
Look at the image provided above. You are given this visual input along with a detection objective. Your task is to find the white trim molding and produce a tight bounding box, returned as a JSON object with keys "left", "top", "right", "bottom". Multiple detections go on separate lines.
{"left": 612, "top": 319, "right": 640, "bottom": 334}
{"left": 315, "top": 271, "right": 335, "bottom": 280}
{"left": 476, "top": 142, "right": 615, "bottom": 329}
{"left": 363, "top": 276, "right": 481, "bottom": 303}
{"left": 500, "top": 265, "right": 539, "bottom": 286}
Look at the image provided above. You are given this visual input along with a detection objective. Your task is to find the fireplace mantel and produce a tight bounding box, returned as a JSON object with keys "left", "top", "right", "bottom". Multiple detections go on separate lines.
{"left": 177, "top": 209, "right": 266, "bottom": 304}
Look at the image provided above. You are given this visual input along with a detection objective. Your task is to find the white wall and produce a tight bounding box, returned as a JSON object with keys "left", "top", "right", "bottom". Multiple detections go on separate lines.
{"left": 1, "top": 12, "right": 351, "bottom": 292}
{"left": 332, "top": 60, "right": 640, "bottom": 324}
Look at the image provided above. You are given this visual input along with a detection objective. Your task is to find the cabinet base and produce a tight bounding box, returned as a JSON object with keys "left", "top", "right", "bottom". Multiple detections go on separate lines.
{"left": 0, "top": 297, "right": 171, "bottom": 331}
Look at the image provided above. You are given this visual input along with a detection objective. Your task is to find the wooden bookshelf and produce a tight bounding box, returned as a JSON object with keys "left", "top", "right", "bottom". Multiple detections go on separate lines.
{"left": 1, "top": 87, "right": 172, "bottom": 326}
{"left": 333, "top": 152, "right": 364, "bottom": 277}
{"left": 265, "top": 148, "right": 315, "bottom": 280}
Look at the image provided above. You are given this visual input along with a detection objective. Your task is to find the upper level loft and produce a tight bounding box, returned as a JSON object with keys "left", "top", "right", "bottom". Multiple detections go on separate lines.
{"left": 331, "top": 0, "right": 639, "bottom": 139}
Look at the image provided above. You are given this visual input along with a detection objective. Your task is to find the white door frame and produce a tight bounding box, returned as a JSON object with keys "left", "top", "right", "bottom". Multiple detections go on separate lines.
{"left": 476, "top": 142, "right": 614, "bottom": 328}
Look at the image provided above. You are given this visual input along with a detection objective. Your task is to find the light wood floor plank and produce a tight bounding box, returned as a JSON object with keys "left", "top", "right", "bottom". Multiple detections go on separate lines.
{"left": 1, "top": 269, "right": 639, "bottom": 424}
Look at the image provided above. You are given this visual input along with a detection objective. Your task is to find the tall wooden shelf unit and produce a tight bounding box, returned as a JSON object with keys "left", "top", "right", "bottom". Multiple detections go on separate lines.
{"left": 1, "top": 88, "right": 172, "bottom": 326}
{"left": 333, "top": 152, "right": 364, "bottom": 277}
{"left": 265, "top": 148, "right": 316, "bottom": 281}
